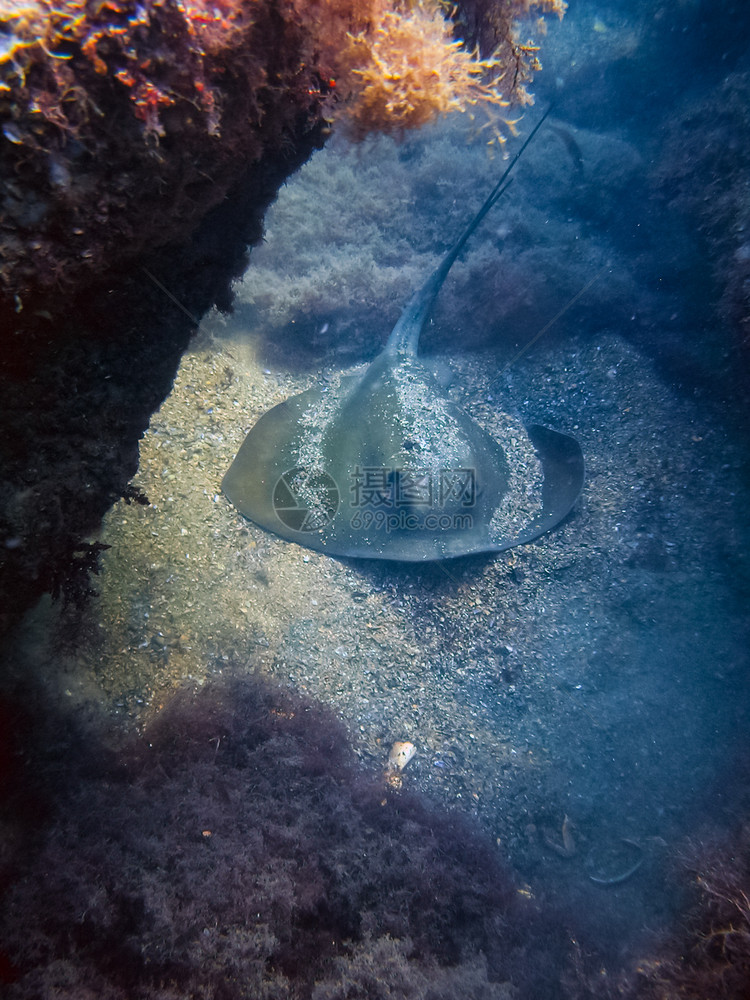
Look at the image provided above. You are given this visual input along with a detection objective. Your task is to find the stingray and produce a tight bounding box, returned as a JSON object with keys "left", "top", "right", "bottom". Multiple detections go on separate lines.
{"left": 223, "top": 114, "right": 584, "bottom": 561}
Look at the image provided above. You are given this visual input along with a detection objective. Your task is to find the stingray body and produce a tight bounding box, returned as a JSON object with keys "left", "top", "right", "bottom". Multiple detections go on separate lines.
{"left": 223, "top": 115, "right": 584, "bottom": 561}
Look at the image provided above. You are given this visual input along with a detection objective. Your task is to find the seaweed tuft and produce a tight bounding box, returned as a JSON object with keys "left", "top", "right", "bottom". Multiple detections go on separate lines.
{"left": 0, "top": 674, "right": 568, "bottom": 999}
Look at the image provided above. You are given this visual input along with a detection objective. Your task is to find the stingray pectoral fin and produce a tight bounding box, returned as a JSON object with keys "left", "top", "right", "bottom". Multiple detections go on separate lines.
{"left": 222, "top": 387, "right": 333, "bottom": 538}
{"left": 502, "top": 424, "right": 584, "bottom": 550}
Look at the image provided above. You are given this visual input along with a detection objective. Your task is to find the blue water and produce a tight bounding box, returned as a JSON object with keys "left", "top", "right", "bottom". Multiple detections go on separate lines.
{"left": 2, "top": 1, "right": 749, "bottom": 997}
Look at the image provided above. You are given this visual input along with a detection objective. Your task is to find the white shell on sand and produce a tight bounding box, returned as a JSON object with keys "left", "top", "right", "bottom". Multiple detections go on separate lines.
{"left": 387, "top": 740, "right": 416, "bottom": 772}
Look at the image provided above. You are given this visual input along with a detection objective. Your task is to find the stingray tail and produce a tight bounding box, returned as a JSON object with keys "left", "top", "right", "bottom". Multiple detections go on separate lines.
{"left": 384, "top": 106, "right": 552, "bottom": 357}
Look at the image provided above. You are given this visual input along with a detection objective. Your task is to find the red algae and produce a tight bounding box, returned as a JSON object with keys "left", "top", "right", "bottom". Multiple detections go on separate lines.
{"left": 0, "top": 0, "right": 562, "bottom": 317}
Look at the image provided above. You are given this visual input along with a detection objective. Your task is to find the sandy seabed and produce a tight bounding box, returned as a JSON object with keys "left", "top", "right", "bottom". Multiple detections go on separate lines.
{"left": 15, "top": 307, "right": 744, "bottom": 945}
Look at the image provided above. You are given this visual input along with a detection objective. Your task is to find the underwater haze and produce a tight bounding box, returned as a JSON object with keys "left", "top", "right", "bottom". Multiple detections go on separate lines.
{"left": 2, "top": 1, "right": 750, "bottom": 997}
